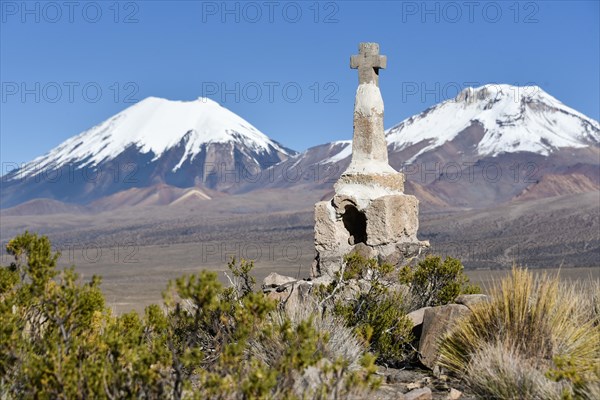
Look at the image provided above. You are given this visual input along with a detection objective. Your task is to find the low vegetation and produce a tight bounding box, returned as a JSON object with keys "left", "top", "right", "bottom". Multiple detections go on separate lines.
{"left": 317, "top": 253, "right": 477, "bottom": 367}
{"left": 4, "top": 232, "right": 596, "bottom": 399}
{"left": 399, "top": 254, "right": 481, "bottom": 309}
{"left": 439, "top": 267, "right": 600, "bottom": 399}
{"left": 0, "top": 232, "right": 378, "bottom": 399}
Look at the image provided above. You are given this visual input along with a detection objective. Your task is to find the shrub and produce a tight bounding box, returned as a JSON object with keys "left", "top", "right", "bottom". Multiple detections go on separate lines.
{"left": 164, "top": 257, "right": 380, "bottom": 399}
{"left": 439, "top": 267, "right": 600, "bottom": 399}
{"left": 1, "top": 232, "right": 174, "bottom": 398}
{"left": 1, "top": 232, "right": 379, "bottom": 399}
{"left": 250, "top": 305, "right": 365, "bottom": 370}
{"left": 337, "top": 290, "right": 415, "bottom": 366}
{"left": 399, "top": 255, "right": 480, "bottom": 309}
{"left": 325, "top": 253, "right": 415, "bottom": 367}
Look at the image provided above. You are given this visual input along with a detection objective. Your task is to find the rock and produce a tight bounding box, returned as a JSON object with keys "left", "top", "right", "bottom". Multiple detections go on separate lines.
{"left": 357, "top": 279, "right": 372, "bottom": 292}
{"left": 447, "top": 388, "right": 462, "bottom": 399}
{"left": 387, "top": 282, "right": 410, "bottom": 297}
{"left": 386, "top": 370, "right": 424, "bottom": 385}
{"left": 407, "top": 307, "right": 431, "bottom": 327}
{"left": 311, "top": 274, "right": 333, "bottom": 287}
{"left": 419, "top": 304, "right": 471, "bottom": 369}
{"left": 266, "top": 281, "right": 313, "bottom": 316}
{"left": 262, "top": 272, "right": 296, "bottom": 290}
{"left": 338, "top": 280, "right": 363, "bottom": 302}
{"left": 293, "top": 358, "right": 332, "bottom": 397}
{"left": 371, "top": 385, "right": 407, "bottom": 400}
{"left": 378, "top": 241, "right": 430, "bottom": 269}
{"left": 454, "top": 294, "right": 490, "bottom": 310}
{"left": 365, "top": 195, "right": 420, "bottom": 246}
{"left": 266, "top": 290, "right": 288, "bottom": 302}
{"left": 349, "top": 242, "right": 375, "bottom": 260}
{"left": 405, "top": 382, "right": 422, "bottom": 390}
{"left": 404, "top": 387, "right": 432, "bottom": 400}
{"left": 314, "top": 201, "right": 340, "bottom": 254}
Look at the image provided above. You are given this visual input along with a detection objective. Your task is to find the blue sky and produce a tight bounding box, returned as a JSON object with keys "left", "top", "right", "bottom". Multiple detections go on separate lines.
{"left": 1, "top": 1, "right": 599, "bottom": 166}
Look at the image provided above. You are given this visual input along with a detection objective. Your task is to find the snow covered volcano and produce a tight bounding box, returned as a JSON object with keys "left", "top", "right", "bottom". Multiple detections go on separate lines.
{"left": 17, "top": 96, "right": 293, "bottom": 177}
{"left": 238, "top": 85, "right": 599, "bottom": 209}
{"left": 1, "top": 97, "right": 295, "bottom": 207}
{"left": 386, "top": 84, "right": 599, "bottom": 161}
{"left": 3, "top": 85, "right": 598, "bottom": 210}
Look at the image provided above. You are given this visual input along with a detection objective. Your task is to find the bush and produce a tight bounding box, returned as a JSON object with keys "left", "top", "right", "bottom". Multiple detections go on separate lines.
{"left": 439, "top": 267, "right": 600, "bottom": 399}
{"left": 1, "top": 232, "right": 379, "bottom": 399}
{"left": 336, "top": 290, "right": 415, "bottom": 367}
{"left": 323, "top": 253, "right": 415, "bottom": 367}
{"left": 399, "top": 255, "right": 480, "bottom": 309}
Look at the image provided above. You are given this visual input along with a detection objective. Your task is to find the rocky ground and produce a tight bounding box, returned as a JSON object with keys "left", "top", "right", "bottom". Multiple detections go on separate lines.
{"left": 262, "top": 272, "right": 487, "bottom": 400}
{"left": 374, "top": 367, "right": 474, "bottom": 400}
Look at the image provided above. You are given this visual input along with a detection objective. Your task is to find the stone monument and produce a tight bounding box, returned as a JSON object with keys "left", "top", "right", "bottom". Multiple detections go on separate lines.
{"left": 313, "top": 43, "right": 429, "bottom": 277}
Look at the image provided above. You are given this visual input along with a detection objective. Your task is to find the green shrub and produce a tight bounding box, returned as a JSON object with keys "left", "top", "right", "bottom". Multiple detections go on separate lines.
{"left": 336, "top": 290, "right": 415, "bottom": 366}
{"left": 1, "top": 232, "right": 379, "bottom": 399}
{"left": 341, "top": 252, "right": 379, "bottom": 280}
{"left": 399, "top": 255, "right": 480, "bottom": 309}
{"left": 326, "top": 253, "right": 415, "bottom": 366}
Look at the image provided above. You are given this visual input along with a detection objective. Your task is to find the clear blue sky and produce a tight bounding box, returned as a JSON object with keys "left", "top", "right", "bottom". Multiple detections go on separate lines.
{"left": 1, "top": 1, "right": 599, "bottom": 165}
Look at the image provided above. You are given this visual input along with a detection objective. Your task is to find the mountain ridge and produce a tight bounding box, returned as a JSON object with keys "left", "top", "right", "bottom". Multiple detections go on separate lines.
{"left": 2, "top": 85, "right": 598, "bottom": 210}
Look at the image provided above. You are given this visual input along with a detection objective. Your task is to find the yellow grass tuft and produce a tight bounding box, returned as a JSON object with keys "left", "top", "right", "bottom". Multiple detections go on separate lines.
{"left": 439, "top": 267, "right": 600, "bottom": 399}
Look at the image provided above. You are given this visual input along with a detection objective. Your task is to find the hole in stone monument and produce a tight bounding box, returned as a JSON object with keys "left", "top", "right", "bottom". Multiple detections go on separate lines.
{"left": 342, "top": 205, "right": 367, "bottom": 245}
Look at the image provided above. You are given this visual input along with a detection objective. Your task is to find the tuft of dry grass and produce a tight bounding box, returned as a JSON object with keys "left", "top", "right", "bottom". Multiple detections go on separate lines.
{"left": 248, "top": 304, "right": 365, "bottom": 370}
{"left": 465, "top": 342, "right": 568, "bottom": 400}
{"left": 439, "top": 267, "right": 600, "bottom": 399}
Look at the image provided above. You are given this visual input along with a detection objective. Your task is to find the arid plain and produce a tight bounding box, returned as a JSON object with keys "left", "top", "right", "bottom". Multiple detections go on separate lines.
{"left": 2, "top": 189, "right": 598, "bottom": 314}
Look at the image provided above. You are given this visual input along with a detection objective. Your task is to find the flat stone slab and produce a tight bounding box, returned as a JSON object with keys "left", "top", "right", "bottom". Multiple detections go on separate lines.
{"left": 405, "top": 387, "right": 432, "bottom": 400}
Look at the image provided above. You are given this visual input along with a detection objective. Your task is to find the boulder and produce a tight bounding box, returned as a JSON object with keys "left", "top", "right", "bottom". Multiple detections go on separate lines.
{"left": 378, "top": 241, "right": 431, "bottom": 269}
{"left": 404, "top": 387, "right": 432, "bottom": 400}
{"left": 407, "top": 307, "right": 431, "bottom": 328}
{"left": 447, "top": 388, "right": 462, "bottom": 399}
{"left": 454, "top": 294, "right": 490, "bottom": 310}
{"left": 267, "top": 281, "right": 313, "bottom": 315}
{"left": 314, "top": 201, "right": 339, "bottom": 253}
{"left": 348, "top": 242, "right": 375, "bottom": 261}
{"left": 419, "top": 304, "right": 471, "bottom": 369}
{"left": 262, "top": 272, "right": 296, "bottom": 290}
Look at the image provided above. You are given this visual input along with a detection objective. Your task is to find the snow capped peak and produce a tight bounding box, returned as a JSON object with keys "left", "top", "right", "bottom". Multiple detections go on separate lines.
{"left": 387, "top": 84, "right": 599, "bottom": 160}
{"left": 16, "top": 96, "right": 293, "bottom": 177}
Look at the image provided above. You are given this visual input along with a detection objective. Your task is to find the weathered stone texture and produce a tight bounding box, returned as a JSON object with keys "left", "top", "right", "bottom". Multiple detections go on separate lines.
{"left": 313, "top": 42, "right": 428, "bottom": 277}
{"left": 454, "top": 294, "right": 490, "bottom": 310}
{"left": 419, "top": 304, "right": 471, "bottom": 369}
{"left": 335, "top": 172, "right": 405, "bottom": 193}
{"left": 365, "top": 195, "right": 419, "bottom": 246}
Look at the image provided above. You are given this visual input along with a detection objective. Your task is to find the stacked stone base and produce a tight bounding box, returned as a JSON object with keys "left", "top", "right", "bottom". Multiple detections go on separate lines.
{"left": 313, "top": 172, "right": 429, "bottom": 278}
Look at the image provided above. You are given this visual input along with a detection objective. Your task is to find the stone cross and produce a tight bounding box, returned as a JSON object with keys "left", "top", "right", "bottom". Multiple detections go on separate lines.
{"left": 347, "top": 42, "right": 392, "bottom": 170}
{"left": 350, "top": 43, "right": 387, "bottom": 86}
